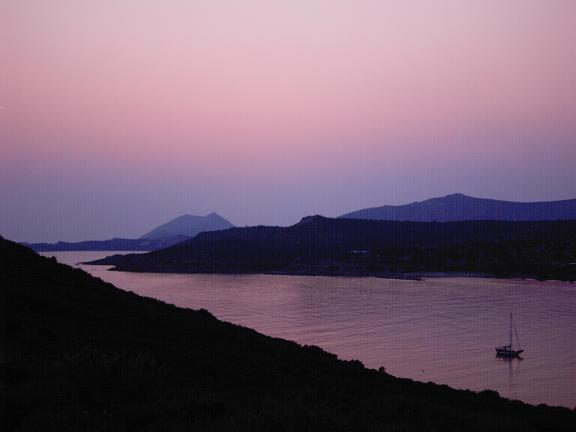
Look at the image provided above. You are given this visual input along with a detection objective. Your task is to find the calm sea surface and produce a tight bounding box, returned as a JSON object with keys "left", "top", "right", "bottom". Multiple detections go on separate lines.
{"left": 43, "top": 251, "right": 576, "bottom": 408}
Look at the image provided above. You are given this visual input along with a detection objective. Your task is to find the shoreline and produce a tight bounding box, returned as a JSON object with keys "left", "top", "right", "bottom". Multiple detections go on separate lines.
{"left": 90, "top": 262, "right": 575, "bottom": 283}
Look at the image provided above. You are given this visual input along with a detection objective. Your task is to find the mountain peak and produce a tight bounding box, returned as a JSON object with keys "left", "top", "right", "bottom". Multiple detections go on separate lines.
{"left": 444, "top": 193, "right": 470, "bottom": 199}
{"left": 295, "top": 215, "right": 329, "bottom": 226}
{"left": 435, "top": 193, "right": 475, "bottom": 202}
{"left": 205, "top": 212, "right": 225, "bottom": 219}
{"left": 140, "top": 213, "right": 235, "bottom": 240}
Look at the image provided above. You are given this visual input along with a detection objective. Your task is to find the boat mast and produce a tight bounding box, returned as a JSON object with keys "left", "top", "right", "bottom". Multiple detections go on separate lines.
{"left": 513, "top": 316, "right": 521, "bottom": 349}
{"left": 509, "top": 313, "right": 513, "bottom": 348}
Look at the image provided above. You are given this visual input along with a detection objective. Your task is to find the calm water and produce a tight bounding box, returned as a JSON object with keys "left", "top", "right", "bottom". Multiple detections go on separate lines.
{"left": 44, "top": 251, "right": 576, "bottom": 408}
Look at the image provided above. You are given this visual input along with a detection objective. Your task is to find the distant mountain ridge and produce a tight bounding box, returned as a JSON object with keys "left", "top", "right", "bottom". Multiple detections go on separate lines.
{"left": 139, "top": 213, "right": 234, "bottom": 240}
{"left": 340, "top": 193, "right": 576, "bottom": 222}
{"left": 24, "top": 212, "right": 234, "bottom": 252}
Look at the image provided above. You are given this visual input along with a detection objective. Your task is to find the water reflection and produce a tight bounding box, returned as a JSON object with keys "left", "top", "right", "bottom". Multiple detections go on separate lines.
{"left": 496, "top": 355, "right": 523, "bottom": 402}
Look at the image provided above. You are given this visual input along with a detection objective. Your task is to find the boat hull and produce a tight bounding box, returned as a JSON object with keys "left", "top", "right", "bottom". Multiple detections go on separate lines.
{"left": 495, "top": 348, "right": 524, "bottom": 358}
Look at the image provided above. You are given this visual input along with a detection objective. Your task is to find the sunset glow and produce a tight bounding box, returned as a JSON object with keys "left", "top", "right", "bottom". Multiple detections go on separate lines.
{"left": 1, "top": 0, "right": 575, "bottom": 241}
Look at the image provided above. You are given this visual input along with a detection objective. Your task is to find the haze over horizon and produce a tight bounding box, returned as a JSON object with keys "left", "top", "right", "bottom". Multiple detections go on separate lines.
{"left": 2, "top": 0, "right": 576, "bottom": 242}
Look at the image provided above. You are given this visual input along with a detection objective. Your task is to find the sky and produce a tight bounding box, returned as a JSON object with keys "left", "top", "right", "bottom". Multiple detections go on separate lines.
{"left": 1, "top": 0, "right": 575, "bottom": 242}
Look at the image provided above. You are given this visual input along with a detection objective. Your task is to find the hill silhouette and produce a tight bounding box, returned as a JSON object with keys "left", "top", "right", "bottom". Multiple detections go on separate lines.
{"left": 89, "top": 217, "right": 576, "bottom": 281}
{"left": 340, "top": 193, "right": 576, "bottom": 221}
{"left": 139, "top": 213, "right": 235, "bottom": 240}
{"left": 24, "top": 213, "right": 234, "bottom": 252}
{"left": 2, "top": 236, "right": 575, "bottom": 431}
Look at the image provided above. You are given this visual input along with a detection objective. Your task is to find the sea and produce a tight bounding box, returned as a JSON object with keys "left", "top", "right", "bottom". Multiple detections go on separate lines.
{"left": 42, "top": 251, "right": 576, "bottom": 409}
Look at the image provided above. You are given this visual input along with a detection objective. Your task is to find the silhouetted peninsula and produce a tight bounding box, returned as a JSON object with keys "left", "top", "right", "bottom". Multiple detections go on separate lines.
{"left": 88, "top": 217, "right": 576, "bottom": 281}
{"left": 2, "top": 237, "right": 575, "bottom": 430}
{"left": 340, "top": 193, "right": 576, "bottom": 222}
{"left": 22, "top": 237, "right": 186, "bottom": 252}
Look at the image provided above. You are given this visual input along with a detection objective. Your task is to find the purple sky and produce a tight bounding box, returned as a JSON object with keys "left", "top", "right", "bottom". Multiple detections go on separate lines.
{"left": 1, "top": 0, "right": 575, "bottom": 242}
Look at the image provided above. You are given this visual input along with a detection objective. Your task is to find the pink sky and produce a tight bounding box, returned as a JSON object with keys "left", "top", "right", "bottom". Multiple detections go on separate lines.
{"left": 1, "top": 0, "right": 576, "bottom": 241}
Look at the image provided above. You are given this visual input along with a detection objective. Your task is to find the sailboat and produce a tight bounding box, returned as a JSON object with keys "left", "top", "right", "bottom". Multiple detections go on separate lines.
{"left": 495, "top": 313, "right": 523, "bottom": 358}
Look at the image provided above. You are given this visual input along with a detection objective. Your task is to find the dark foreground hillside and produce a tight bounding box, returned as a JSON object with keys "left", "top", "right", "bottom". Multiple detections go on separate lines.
{"left": 90, "top": 218, "right": 576, "bottom": 281}
{"left": 1, "top": 237, "right": 575, "bottom": 431}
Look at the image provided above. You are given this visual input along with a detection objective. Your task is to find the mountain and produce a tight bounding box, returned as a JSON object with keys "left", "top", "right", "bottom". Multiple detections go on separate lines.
{"left": 139, "top": 212, "right": 235, "bottom": 240}
{"left": 339, "top": 193, "right": 576, "bottom": 222}
{"left": 24, "top": 212, "right": 234, "bottom": 252}
{"left": 2, "top": 236, "right": 575, "bottom": 430}
{"left": 88, "top": 217, "right": 576, "bottom": 281}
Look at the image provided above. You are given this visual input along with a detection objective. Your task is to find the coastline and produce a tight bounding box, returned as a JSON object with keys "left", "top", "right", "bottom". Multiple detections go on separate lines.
{"left": 92, "top": 261, "right": 574, "bottom": 283}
